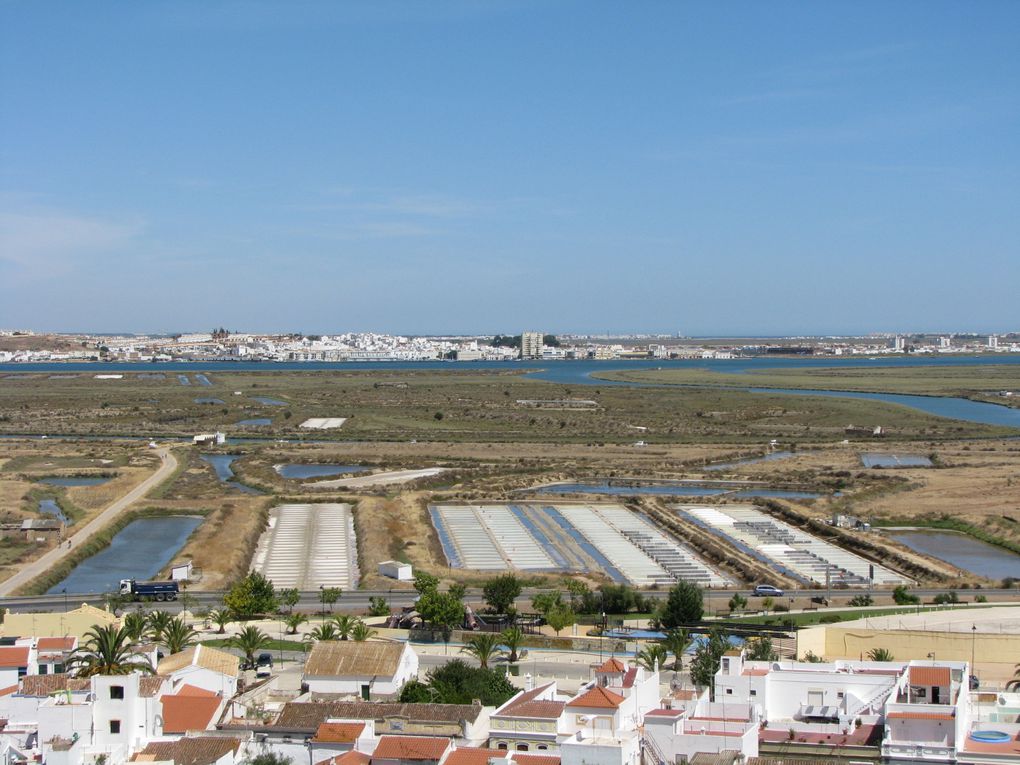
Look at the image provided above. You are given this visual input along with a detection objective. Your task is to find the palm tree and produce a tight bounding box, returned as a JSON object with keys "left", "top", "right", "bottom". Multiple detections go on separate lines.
{"left": 461, "top": 633, "right": 501, "bottom": 668}
{"left": 867, "top": 648, "right": 895, "bottom": 662}
{"left": 351, "top": 621, "right": 377, "bottom": 642}
{"left": 209, "top": 608, "right": 232, "bottom": 635}
{"left": 284, "top": 613, "right": 308, "bottom": 635}
{"left": 162, "top": 617, "right": 198, "bottom": 655}
{"left": 499, "top": 627, "right": 526, "bottom": 664}
{"left": 661, "top": 629, "right": 689, "bottom": 673}
{"left": 304, "top": 622, "right": 340, "bottom": 643}
{"left": 122, "top": 611, "right": 148, "bottom": 642}
{"left": 332, "top": 614, "right": 357, "bottom": 640}
{"left": 67, "top": 625, "right": 155, "bottom": 677}
{"left": 228, "top": 626, "right": 272, "bottom": 669}
{"left": 1005, "top": 664, "right": 1020, "bottom": 691}
{"left": 146, "top": 610, "right": 173, "bottom": 644}
{"left": 637, "top": 643, "right": 669, "bottom": 672}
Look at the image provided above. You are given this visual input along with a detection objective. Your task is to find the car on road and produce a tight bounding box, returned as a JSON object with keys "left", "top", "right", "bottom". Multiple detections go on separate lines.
{"left": 753, "top": 584, "right": 784, "bottom": 597}
{"left": 255, "top": 652, "right": 273, "bottom": 678}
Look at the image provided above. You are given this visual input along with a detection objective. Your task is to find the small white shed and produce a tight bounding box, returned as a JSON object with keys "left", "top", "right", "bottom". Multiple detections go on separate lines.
{"left": 171, "top": 561, "right": 193, "bottom": 581}
{"left": 378, "top": 560, "right": 412, "bottom": 581}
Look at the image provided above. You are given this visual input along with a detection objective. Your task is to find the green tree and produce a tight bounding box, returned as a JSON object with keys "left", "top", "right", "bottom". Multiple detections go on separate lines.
{"left": 546, "top": 606, "right": 576, "bottom": 636}
{"left": 417, "top": 591, "right": 465, "bottom": 644}
{"left": 689, "top": 628, "right": 731, "bottom": 696}
{"left": 368, "top": 597, "right": 390, "bottom": 617}
{"left": 867, "top": 647, "right": 895, "bottom": 662}
{"left": 564, "top": 579, "right": 590, "bottom": 610}
{"left": 228, "top": 625, "right": 272, "bottom": 668}
{"left": 892, "top": 585, "right": 920, "bottom": 605}
{"left": 351, "top": 621, "right": 377, "bottom": 642}
{"left": 162, "top": 617, "right": 198, "bottom": 655}
{"left": 746, "top": 636, "right": 777, "bottom": 661}
{"left": 332, "top": 614, "right": 357, "bottom": 640}
{"left": 209, "top": 608, "right": 232, "bottom": 635}
{"left": 67, "top": 625, "right": 155, "bottom": 677}
{"left": 1006, "top": 664, "right": 1020, "bottom": 691}
{"left": 531, "top": 592, "right": 565, "bottom": 616}
{"left": 413, "top": 571, "right": 440, "bottom": 595}
{"left": 483, "top": 573, "right": 522, "bottom": 615}
{"left": 320, "top": 587, "right": 342, "bottom": 613}
{"left": 304, "top": 622, "right": 341, "bottom": 643}
{"left": 461, "top": 633, "right": 501, "bottom": 669}
{"left": 122, "top": 611, "right": 148, "bottom": 642}
{"left": 661, "top": 629, "right": 690, "bottom": 672}
{"left": 636, "top": 643, "right": 668, "bottom": 672}
{"left": 277, "top": 587, "right": 301, "bottom": 614}
{"left": 448, "top": 582, "right": 467, "bottom": 601}
{"left": 660, "top": 580, "right": 704, "bottom": 629}
{"left": 225, "top": 572, "right": 278, "bottom": 617}
{"left": 761, "top": 597, "right": 775, "bottom": 613}
{"left": 146, "top": 610, "right": 174, "bottom": 644}
{"left": 284, "top": 613, "right": 308, "bottom": 635}
{"left": 399, "top": 659, "right": 515, "bottom": 706}
{"left": 728, "top": 593, "right": 748, "bottom": 612}
{"left": 499, "top": 626, "right": 526, "bottom": 664}
{"left": 848, "top": 594, "right": 874, "bottom": 607}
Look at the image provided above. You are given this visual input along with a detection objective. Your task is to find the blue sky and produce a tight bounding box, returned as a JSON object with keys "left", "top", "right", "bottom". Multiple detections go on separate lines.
{"left": 1, "top": 1, "right": 1017, "bottom": 335}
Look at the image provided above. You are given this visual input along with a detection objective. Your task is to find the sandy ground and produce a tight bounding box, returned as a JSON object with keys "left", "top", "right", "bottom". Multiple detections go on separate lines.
{"left": 840, "top": 604, "right": 1020, "bottom": 635}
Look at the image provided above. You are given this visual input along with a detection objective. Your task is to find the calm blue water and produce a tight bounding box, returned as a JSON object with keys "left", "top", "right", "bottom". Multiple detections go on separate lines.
{"left": 38, "top": 499, "right": 71, "bottom": 524}
{"left": 861, "top": 453, "right": 933, "bottom": 468}
{"left": 705, "top": 451, "right": 795, "bottom": 471}
{"left": 177, "top": 375, "right": 190, "bottom": 385}
{"left": 252, "top": 396, "right": 288, "bottom": 406}
{"left": 274, "top": 463, "right": 366, "bottom": 479}
{"left": 889, "top": 530, "right": 1020, "bottom": 580}
{"left": 48, "top": 515, "right": 203, "bottom": 594}
{"left": 2, "top": 356, "right": 1018, "bottom": 428}
{"left": 38, "top": 476, "right": 112, "bottom": 487}
{"left": 200, "top": 454, "right": 264, "bottom": 494}
{"left": 195, "top": 374, "right": 212, "bottom": 386}
{"left": 237, "top": 418, "right": 272, "bottom": 426}
{"left": 194, "top": 397, "right": 224, "bottom": 404}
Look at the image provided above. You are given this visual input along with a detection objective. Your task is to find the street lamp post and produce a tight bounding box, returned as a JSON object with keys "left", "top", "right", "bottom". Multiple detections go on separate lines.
{"left": 971, "top": 625, "right": 977, "bottom": 680}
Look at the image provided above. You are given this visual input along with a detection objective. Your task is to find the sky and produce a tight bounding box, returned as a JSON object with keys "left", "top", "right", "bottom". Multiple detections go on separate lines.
{"left": 1, "top": 1, "right": 1018, "bottom": 336}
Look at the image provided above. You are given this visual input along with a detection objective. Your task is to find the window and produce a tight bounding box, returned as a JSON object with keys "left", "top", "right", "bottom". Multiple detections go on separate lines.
{"left": 109, "top": 720, "right": 121, "bottom": 734}
{"left": 537, "top": 746, "right": 547, "bottom": 751}
{"left": 39, "top": 665, "right": 49, "bottom": 675}
{"left": 497, "top": 744, "right": 508, "bottom": 751}
{"left": 837, "top": 692, "right": 845, "bottom": 700}
{"left": 749, "top": 689, "right": 757, "bottom": 697}
{"left": 55, "top": 663, "right": 65, "bottom": 673}
{"left": 110, "top": 686, "right": 124, "bottom": 700}
{"left": 725, "top": 688, "right": 733, "bottom": 695}
{"left": 915, "top": 688, "right": 927, "bottom": 698}
{"left": 516, "top": 745, "right": 529, "bottom": 752}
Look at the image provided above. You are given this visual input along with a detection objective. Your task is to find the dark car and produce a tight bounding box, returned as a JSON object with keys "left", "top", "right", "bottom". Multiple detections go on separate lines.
{"left": 255, "top": 652, "right": 273, "bottom": 677}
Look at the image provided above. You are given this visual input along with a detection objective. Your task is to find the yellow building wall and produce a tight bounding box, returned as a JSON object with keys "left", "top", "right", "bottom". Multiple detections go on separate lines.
{"left": 1, "top": 604, "right": 119, "bottom": 639}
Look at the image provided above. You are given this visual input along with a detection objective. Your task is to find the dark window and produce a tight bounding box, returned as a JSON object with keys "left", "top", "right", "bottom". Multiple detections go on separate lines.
{"left": 39, "top": 665, "right": 49, "bottom": 675}
{"left": 497, "top": 744, "right": 508, "bottom": 751}
{"left": 516, "top": 745, "right": 529, "bottom": 752}
{"left": 109, "top": 720, "right": 121, "bottom": 734}
{"left": 537, "top": 746, "right": 548, "bottom": 751}
{"left": 54, "top": 663, "right": 65, "bottom": 673}
{"left": 110, "top": 686, "right": 125, "bottom": 700}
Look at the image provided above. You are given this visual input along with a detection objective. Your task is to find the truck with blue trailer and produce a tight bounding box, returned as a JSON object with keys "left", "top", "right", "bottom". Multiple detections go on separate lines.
{"left": 119, "top": 578, "right": 179, "bottom": 602}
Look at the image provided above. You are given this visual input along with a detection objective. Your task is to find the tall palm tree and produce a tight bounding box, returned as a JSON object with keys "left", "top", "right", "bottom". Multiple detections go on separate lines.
{"left": 228, "top": 626, "right": 272, "bottom": 669}
{"left": 162, "top": 617, "right": 198, "bottom": 655}
{"left": 304, "top": 622, "right": 340, "bottom": 643}
{"left": 67, "top": 625, "right": 155, "bottom": 677}
{"left": 867, "top": 648, "right": 895, "bottom": 662}
{"left": 209, "top": 608, "right": 232, "bottom": 635}
{"left": 637, "top": 643, "right": 669, "bottom": 672}
{"left": 332, "top": 614, "right": 358, "bottom": 640}
{"left": 122, "top": 611, "right": 148, "bottom": 642}
{"left": 284, "top": 613, "right": 308, "bottom": 635}
{"left": 1005, "top": 664, "right": 1020, "bottom": 691}
{"left": 461, "top": 633, "right": 500, "bottom": 668}
{"left": 499, "top": 627, "right": 526, "bottom": 664}
{"left": 351, "top": 621, "right": 377, "bottom": 642}
{"left": 146, "top": 610, "right": 173, "bottom": 644}
{"left": 661, "top": 629, "right": 689, "bottom": 673}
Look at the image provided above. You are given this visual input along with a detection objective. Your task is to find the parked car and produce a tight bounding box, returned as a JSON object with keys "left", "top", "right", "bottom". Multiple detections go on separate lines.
{"left": 255, "top": 652, "right": 273, "bottom": 678}
{"left": 753, "top": 584, "right": 784, "bottom": 597}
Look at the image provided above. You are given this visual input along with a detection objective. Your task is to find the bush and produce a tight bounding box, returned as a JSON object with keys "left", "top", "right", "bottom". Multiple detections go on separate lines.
{"left": 820, "top": 614, "right": 843, "bottom": 624}
{"left": 933, "top": 591, "right": 959, "bottom": 605}
{"left": 848, "top": 594, "right": 873, "bottom": 607}
{"left": 892, "top": 585, "right": 920, "bottom": 605}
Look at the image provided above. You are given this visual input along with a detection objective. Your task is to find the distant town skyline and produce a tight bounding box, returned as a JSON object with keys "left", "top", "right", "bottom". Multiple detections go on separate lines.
{"left": 2, "top": 2, "right": 1018, "bottom": 334}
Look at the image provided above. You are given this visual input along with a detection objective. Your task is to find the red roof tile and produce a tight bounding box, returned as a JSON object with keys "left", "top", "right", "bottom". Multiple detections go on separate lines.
{"left": 497, "top": 684, "right": 563, "bottom": 719}
{"left": 594, "top": 658, "right": 625, "bottom": 674}
{"left": 37, "top": 637, "right": 75, "bottom": 651}
{"left": 443, "top": 747, "right": 497, "bottom": 765}
{"left": 0, "top": 685, "right": 18, "bottom": 696}
{"left": 160, "top": 693, "right": 222, "bottom": 733}
{"left": 312, "top": 722, "right": 366, "bottom": 743}
{"left": 566, "top": 686, "right": 624, "bottom": 709}
{"left": 887, "top": 710, "right": 954, "bottom": 721}
{"left": 909, "top": 667, "right": 951, "bottom": 686}
{"left": 176, "top": 684, "right": 218, "bottom": 697}
{"left": 645, "top": 709, "right": 684, "bottom": 718}
{"left": 0, "top": 648, "right": 29, "bottom": 668}
{"left": 622, "top": 668, "right": 637, "bottom": 688}
{"left": 513, "top": 755, "right": 560, "bottom": 765}
{"left": 317, "top": 753, "right": 371, "bottom": 765}
{"left": 373, "top": 736, "right": 451, "bottom": 761}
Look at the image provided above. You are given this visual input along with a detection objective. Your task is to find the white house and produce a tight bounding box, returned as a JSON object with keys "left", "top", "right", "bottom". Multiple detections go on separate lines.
{"left": 302, "top": 641, "right": 418, "bottom": 699}
{"left": 157, "top": 644, "right": 240, "bottom": 698}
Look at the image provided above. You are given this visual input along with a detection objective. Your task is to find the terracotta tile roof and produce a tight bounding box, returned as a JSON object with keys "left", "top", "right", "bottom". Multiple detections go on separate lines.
{"left": 19, "top": 674, "right": 91, "bottom": 696}
{"left": 134, "top": 736, "right": 241, "bottom": 765}
{"left": 443, "top": 747, "right": 497, "bottom": 765}
{"left": 622, "top": 668, "right": 637, "bottom": 688}
{"left": 594, "top": 658, "right": 625, "bottom": 673}
{"left": 566, "top": 685, "right": 624, "bottom": 709}
{"left": 887, "top": 710, "right": 955, "bottom": 720}
{"left": 513, "top": 755, "right": 560, "bottom": 765}
{"left": 273, "top": 701, "right": 483, "bottom": 731}
{"left": 160, "top": 693, "right": 223, "bottom": 733}
{"left": 138, "top": 676, "right": 169, "bottom": 698}
{"left": 0, "top": 685, "right": 17, "bottom": 696}
{"left": 37, "top": 637, "right": 75, "bottom": 651}
{"left": 304, "top": 641, "right": 406, "bottom": 678}
{"left": 497, "top": 684, "right": 563, "bottom": 719}
{"left": 176, "top": 683, "right": 218, "bottom": 697}
{"left": 317, "top": 752, "right": 371, "bottom": 765}
{"left": 909, "top": 667, "right": 951, "bottom": 686}
{"left": 158, "top": 644, "right": 240, "bottom": 677}
{"left": 312, "top": 721, "right": 366, "bottom": 743}
{"left": 645, "top": 708, "right": 684, "bottom": 718}
{"left": 372, "top": 735, "right": 451, "bottom": 761}
{"left": 0, "top": 647, "right": 29, "bottom": 668}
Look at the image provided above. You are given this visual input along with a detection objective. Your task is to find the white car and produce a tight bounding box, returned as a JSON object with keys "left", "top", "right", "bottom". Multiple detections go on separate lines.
{"left": 753, "top": 584, "right": 784, "bottom": 597}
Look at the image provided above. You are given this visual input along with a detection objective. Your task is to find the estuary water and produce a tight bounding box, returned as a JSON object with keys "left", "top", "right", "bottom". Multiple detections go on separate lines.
{"left": 888, "top": 529, "right": 1020, "bottom": 580}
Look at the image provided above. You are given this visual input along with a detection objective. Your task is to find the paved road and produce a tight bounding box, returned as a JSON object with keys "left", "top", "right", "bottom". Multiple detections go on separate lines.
{"left": 0, "top": 447, "right": 178, "bottom": 597}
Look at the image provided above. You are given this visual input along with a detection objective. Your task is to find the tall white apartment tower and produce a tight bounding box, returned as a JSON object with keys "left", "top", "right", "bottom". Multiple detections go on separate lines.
{"left": 521, "top": 331, "right": 543, "bottom": 359}
{"left": 988, "top": 335, "right": 999, "bottom": 349}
